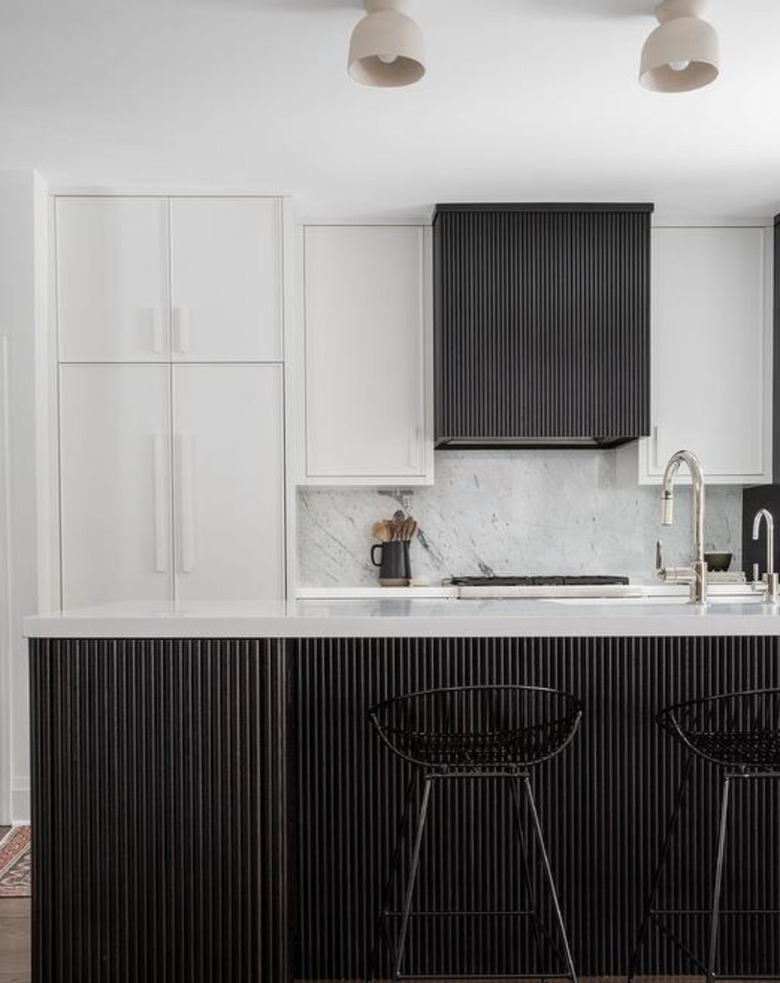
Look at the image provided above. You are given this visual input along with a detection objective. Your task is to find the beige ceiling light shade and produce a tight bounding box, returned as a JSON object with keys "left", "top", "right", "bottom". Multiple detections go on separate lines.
{"left": 639, "top": 0, "right": 719, "bottom": 93}
{"left": 348, "top": 0, "right": 426, "bottom": 88}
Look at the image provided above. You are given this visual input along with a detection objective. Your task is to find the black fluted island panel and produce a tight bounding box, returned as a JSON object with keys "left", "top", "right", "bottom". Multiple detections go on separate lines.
{"left": 29, "top": 638, "right": 289, "bottom": 983}
{"left": 291, "top": 636, "right": 780, "bottom": 979}
{"left": 29, "top": 634, "right": 780, "bottom": 982}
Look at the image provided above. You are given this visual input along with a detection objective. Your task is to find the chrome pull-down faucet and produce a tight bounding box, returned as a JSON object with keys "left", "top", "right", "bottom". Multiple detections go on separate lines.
{"left": 752, "top": 508, "right": 778, "bottom": 604}
{"left": 658, "top": 449, "right": 707, "bottom": 605}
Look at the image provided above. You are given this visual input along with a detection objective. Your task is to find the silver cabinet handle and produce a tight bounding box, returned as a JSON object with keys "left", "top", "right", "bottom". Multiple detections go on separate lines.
{"left": 176, "top": 432, "right": 195, "bottom": 573}
{"left": 153, "top": 433, "right": 168, "bottom": 573}
{"left": 652, "top": 424, "right": 660, "bottom": 471}
{"left": 408, "top": 425, "right": 423, "bottom": 470}
{"left": 172, "top": 307, "right": 190, "bottom": 354}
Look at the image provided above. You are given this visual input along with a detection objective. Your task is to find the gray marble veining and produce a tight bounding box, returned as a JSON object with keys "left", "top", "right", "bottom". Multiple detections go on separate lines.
{"left": 297, "top": 451, "right": 743, "bottom": 588}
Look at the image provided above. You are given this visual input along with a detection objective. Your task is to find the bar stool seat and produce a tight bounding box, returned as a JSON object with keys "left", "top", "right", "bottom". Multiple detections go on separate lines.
{"left": 367, "top": 684, "right": 583, "bottom": 982}
{"left": 372, "top": 684, "right": 581, "bottom": 774}
{"left": 629, "top": 687, "right": 780, "bottom": 983}
{"left": 658, "top": 694, "right": 780, "bottom": 769}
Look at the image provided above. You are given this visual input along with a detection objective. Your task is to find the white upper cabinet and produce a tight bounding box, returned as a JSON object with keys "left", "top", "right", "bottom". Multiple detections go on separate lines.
{"left": 57, "top": 197, "right": 169, "bottom": 362}
{"left": 57, "top": 195, "right": 283, "bottom": 363}
{"left": 172, "top": 364, "right": 285, "bottom": 601}
{"left": 302, "top": 224, "right": 432, "bottom": 485}
{"left": 170, "top": 198, "right": 282, "bottom": 361}
{"left": 627, "top": 223, "right": 772, "bottom": 484}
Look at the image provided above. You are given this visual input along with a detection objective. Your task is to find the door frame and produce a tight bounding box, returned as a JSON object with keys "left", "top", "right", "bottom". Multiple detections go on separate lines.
{"left": 0, "top": 334, "right": 13, "bottom": 824}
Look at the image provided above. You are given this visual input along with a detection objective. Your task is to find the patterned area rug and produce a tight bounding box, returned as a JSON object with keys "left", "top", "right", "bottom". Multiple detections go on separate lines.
{"left": 0, "top": 825, "right": 31, "bottom": 897}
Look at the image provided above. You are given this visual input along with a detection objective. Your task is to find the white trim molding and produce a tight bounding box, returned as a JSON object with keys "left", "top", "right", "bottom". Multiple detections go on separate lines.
{"left": 11, "top": 778, "right": 30, "bottom": 824}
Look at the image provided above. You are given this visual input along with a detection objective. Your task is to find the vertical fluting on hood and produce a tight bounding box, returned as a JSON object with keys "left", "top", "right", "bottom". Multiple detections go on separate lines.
{"left": 433, "top": 203, "right": 654, "bottom": 449}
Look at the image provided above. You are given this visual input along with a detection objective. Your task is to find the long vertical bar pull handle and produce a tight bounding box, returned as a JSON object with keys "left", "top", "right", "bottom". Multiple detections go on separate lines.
{"left": 407, "top": 425, "right": 422, "bottom": 471}
{"left": 153, "top": 433, "right": 168, "bottom": 573}
{"left": 172, "top": 306, "right": 190, "bottom": 355}
{"left": 176, "top": 432, "right": 196, "bottom": 574}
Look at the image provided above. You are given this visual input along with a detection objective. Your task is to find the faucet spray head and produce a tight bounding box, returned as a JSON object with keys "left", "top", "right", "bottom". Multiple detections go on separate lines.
{"left": 661, "top": 491, "right": 674, "bottom": 525}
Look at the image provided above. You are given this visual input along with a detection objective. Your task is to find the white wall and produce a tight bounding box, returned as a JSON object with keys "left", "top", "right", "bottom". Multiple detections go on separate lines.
{"left": 0, "top": 170, "right": 47, "bottom": 823}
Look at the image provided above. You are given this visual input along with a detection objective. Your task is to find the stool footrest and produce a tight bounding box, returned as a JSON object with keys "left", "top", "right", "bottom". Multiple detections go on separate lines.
{"left": 652, "top": 906, "right": 780, "bottom": 915}
{"left": 383, "top": 909, "right": 537, "bottom": 917}
{"left": 397, "top": 974, "right": 575, "bottom": 980}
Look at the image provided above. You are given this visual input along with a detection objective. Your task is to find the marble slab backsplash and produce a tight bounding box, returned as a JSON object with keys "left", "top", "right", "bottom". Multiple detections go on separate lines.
{"left": 297, "top": 451, "right": 743, "bottom": 587}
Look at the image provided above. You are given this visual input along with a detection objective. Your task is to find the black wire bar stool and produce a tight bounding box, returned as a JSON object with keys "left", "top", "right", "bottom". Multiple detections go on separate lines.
{"left": 366, "top": 684, "right": 583, "bottom": 983}
{"left": 627, "top": 687, "right": 780, "bottom": 983}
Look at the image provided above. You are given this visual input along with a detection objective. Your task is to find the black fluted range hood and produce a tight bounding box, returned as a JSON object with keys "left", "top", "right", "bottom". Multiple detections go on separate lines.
{"left": 433, "top": 203, "right": 654, "bottom": 449}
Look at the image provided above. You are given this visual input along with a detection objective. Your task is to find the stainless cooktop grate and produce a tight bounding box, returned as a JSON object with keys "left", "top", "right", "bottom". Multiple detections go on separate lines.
{"left": 448, "top": 575, "right": 630, "bottom": 587}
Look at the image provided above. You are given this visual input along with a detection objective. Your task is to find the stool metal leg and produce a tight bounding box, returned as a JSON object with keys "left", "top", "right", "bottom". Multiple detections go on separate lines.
{"left": 707, "top": 776, "right": 731, "bottom": 983}
{"left": 626, "top": 753, "right": 695, "bottom": 983}
{"left": 523, "top": 776, "right": 578, "bottom": 983}
{"left": 509, "top": 777, "right": 549, "bottom": 974}
{"left": 392, "top": 776, "right": 433, "bottom": 983}
{"left": 366, "top": 771, "right": 417, "bottom": 983}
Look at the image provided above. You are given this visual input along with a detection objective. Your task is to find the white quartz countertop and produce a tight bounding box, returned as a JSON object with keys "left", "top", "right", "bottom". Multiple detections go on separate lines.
{"left": 22, "top": 594, "right": 780, "bottom": 639}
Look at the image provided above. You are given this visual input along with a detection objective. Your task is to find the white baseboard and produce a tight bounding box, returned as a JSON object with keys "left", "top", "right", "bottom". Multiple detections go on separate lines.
{"left": 11, "top": 778, "right": 30, "bottom": 823}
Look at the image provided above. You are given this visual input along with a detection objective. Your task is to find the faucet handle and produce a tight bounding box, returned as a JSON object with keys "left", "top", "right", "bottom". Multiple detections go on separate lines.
{"left": 661, "top": 490, "right": 674, "bottom": 525}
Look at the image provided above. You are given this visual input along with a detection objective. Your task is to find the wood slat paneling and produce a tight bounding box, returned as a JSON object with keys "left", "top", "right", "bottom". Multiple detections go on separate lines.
{"left": 433, "top": 205, "right": 652, "bottom": 447}
{"left": 292, "top": 636, "right": 780, "bottom": 979}
{"left": 30, "top": 635, "right": 780, "bottom": 981}
{"left": 30, "top": 638, "right": 289, "bottom": 983}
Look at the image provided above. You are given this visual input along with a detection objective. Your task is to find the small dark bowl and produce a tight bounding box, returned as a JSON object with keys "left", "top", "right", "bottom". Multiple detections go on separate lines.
{"left": 704, "top": 551, "right": 732, "bottom": 572}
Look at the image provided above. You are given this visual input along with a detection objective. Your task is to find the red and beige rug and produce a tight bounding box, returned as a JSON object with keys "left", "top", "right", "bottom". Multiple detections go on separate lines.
{"left": 0, "top": 825, "right": 31, "bottom": 897}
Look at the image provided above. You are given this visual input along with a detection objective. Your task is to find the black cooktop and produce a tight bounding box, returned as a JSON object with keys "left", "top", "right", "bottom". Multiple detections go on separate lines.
{"left": 450, "top": 575, "right": 630, "bottom": 587}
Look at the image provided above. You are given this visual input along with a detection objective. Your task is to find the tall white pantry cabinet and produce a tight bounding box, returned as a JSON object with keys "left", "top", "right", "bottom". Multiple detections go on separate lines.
{"left": 55, "top": 196, "right": 287, "bottom": 608}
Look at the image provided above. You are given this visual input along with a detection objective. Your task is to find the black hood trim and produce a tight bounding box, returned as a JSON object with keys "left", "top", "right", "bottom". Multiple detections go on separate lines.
{"left": 435, "top": 435, "right": 638, "bottom": 450}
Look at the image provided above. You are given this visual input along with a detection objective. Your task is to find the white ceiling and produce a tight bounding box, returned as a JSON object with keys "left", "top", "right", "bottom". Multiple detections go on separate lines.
{"left": 1, "top": 0, "right": 779, "bottom": 219}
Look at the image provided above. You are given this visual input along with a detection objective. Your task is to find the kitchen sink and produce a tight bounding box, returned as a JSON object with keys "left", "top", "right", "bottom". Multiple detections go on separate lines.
{"left": 453, "top": 584, "right": 766, "bottom": 605}
{"left": 547, "top": 591, "right": 766, "bottom": 606}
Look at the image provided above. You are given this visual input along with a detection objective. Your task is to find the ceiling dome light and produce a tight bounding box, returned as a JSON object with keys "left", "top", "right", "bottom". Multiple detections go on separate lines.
{"left": 639, "top": 0, "right": 719, "bottom": 93}
{"left": 348, "top": 0, "right": 426, "bottom": 88}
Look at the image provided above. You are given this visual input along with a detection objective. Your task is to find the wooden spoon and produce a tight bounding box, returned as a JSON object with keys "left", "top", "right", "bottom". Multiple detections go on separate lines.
{"left": 372, "top": 521, "right": 392, "bottom": 542}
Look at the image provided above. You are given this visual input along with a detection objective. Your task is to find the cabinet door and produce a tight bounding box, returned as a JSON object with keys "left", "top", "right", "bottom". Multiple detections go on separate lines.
{"left": 303, "top": 225, "right": 430, "bottom": 483}
{"left": 647, "top": 226, "right": 771, "bottom": 481}
{"left": 170, "top": 198, "right": 282, "bottom": 362}
{"left": 172, "top": 364, "right": 285, "bottom": 601}
{"left": 57, "top": 197, "right": 169, "bottom": 361}
{"left": 59, "top": 364, "right": 172, "bottom": 607}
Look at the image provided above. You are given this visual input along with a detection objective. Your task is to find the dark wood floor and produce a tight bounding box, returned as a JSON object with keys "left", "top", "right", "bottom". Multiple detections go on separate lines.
{"left": 0, "top": 826, "right": 31, "bottom": 983}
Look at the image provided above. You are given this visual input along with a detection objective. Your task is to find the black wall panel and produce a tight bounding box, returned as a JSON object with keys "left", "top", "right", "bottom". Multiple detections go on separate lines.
{"left": 433, "top": 205, "right": 652, "bottom": 447}
{"left": 292, "top": 635, "right": 780, "bottom": 979}
{"left": 30, "top": 638, "right": 289, "bottom": 983}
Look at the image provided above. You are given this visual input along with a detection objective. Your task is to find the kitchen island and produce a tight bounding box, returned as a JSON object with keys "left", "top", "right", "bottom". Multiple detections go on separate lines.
{"left": 24, "top": 599, "right": 780, "bottom": 983}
